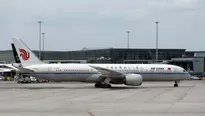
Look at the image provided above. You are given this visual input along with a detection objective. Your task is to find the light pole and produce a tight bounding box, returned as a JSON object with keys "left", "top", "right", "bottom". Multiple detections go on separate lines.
{"left": 155, "top": 21, "right": 159, "bottom": 64}
{"left": 126, "top": 31, "right": 130, "bottom": 49}
{"left": 42, "top": 32, "right": 45, "bottom": 60}
{"left": 38, "top": 21, "right": 42, "bottom": 60}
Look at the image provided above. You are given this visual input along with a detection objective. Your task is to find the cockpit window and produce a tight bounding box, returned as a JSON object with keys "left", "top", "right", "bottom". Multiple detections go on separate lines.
{"left": 183, "top": 70, "right": 186, "bottom": 72}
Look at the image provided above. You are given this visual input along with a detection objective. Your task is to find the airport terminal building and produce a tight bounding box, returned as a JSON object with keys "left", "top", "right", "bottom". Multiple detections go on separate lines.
{"left": 1, "top": 48, "right": 205, "bottom": 76}
{"left": 0, "top": 48, "right": 185, "bottom": 64}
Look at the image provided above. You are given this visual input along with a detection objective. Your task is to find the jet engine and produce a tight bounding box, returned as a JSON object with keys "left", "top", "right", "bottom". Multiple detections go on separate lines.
{"left": 124, "top": 74, "right": 143, "bottom": 86}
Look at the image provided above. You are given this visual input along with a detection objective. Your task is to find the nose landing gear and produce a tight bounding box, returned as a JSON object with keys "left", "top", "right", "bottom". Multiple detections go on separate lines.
{"left": 174, "top": 81, "right": 179, "bottom": 87}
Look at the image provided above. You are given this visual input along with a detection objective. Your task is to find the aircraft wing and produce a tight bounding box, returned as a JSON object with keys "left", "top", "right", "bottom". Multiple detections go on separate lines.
{"left": 89, "top": 65, "right": 124, "bottom": 78}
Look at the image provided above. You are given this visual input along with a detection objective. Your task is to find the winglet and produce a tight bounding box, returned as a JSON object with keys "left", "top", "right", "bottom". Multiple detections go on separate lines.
{"left": 12, "top": 38, "right": 44, "bottom": 67}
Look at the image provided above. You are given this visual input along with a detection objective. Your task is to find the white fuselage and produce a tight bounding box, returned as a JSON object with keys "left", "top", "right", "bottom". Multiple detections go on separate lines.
{"left": 23, "top": 64, "right": 191, "bottom": 83}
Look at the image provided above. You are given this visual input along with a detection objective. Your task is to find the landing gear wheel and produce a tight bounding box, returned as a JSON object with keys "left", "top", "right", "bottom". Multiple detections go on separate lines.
{"left": 174, "top": 81, "right": 179, "bottom": 87}
{"left": 105, "top": 84, "right": 112, "bottom": 88}
{"left": 95, "top": 83, "right": 101, "bottom": 88}
{"left": 94, "top": 83, "right": 112, "bottom": 88}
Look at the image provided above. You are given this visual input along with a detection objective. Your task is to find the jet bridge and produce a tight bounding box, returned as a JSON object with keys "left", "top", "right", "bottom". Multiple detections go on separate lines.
{"left": 169, "top": 57, "right": 204, "bottom": 76}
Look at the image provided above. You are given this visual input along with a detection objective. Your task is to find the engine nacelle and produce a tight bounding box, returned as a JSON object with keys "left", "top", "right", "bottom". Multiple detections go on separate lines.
{"left": 124, "top": 74, "right": 143, "bottom": 86}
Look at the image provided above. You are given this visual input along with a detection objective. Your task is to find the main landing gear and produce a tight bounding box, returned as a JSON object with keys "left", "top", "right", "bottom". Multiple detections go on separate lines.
{"left": 95, "top": 78, "right": 112, "bottom": 88}
{"left": 174, "top": 81, "right": 179, "bottom": 87}
{"left": 95, "top": 83, "right": 112, "bottom": 88}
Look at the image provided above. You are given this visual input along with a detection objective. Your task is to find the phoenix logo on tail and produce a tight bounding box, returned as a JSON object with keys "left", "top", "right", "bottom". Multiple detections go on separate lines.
{"left": 19, "top": 48, "right": 30, "bottom": 60}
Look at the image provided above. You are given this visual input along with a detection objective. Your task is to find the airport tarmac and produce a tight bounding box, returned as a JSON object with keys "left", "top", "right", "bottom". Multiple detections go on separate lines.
{"left": 0, "top": 80, "right": 204, "bottom": 116}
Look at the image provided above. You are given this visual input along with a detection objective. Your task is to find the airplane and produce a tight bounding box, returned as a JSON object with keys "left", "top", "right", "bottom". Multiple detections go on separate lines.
{"left": 0, "top": 67, "right": 13, "bottom": 73}
{"left": 0, "top": 63, "right": 20, "bottom": 73}
{"left": 0, "top": 43, "right": 25, "bottom": 73}
{"left": 11, "top": 38, "right": 191, "bottom": 88}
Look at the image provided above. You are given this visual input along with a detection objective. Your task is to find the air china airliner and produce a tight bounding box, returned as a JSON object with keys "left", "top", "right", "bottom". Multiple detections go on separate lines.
{"left": 0, "top": 64, "right": 20, "bottom": 73}
{"left": 12, "top": 38, "right": 191, "bottom": 88}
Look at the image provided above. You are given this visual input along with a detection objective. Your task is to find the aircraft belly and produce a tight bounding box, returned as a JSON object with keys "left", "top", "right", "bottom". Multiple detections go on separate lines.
{"left": 85, "top": 74, "right": 102, "bottom": 83}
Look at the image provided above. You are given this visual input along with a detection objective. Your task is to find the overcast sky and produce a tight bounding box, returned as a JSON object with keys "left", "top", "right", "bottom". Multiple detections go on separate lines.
{"left": 0, "top": 0, "right": 205, "bottom": 51}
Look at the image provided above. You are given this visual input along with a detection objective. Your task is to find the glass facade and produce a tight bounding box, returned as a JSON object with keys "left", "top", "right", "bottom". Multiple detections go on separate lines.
{"left": 41, "top": 48, "right": 186, "bottom": 64}
{"left": 0, "top": 50, "right": 15, "bottom": 63}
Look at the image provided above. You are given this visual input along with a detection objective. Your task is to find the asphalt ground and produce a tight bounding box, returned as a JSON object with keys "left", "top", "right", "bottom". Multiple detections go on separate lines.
{"left": 0, "top": 80, "right": 204, "bottom": 116}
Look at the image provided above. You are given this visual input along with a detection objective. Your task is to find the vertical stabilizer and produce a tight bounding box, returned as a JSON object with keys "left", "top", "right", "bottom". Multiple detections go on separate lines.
{"left": 12, "top": 38, "right": 43, "bottom": 67}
